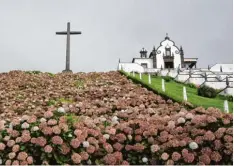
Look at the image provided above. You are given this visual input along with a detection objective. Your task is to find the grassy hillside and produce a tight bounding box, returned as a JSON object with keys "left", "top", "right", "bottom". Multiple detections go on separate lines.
{"left": 122, "top": 71, "right": 233, "bottom": 112}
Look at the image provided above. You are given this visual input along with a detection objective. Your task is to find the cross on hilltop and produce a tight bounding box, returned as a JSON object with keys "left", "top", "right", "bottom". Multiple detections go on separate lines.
{"left": 56, "top": 22, "right": 82, "bottom": 73}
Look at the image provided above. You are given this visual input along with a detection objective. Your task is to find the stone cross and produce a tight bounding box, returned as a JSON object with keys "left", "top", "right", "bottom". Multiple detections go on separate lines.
{"left": 56, "top": 22, "right": 82, "bottom": 72}
{"left": 139, "top": 72, "right": 142, "bottom": 80}
{"left": 162, "top": 79, "right": 165, "bottom": 92}
{"left": 224, "top": 100, "right": 229, "bottom": 113}
{"left": 183, "top": 86, "right": 187, "bottom": 101}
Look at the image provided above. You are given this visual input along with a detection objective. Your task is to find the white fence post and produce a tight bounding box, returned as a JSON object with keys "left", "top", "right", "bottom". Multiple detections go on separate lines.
{"left": 139, "top": 72, "right": 142, "bottom": 80}
{"left": 183, "top": 86, "right": 187, "bottom": 101}
{"left": 148, "top": 73, "right": 151, "bottom": 84}
{"left": 224, "top": 100, "right": 229, "bottom": 113}
{"left": 162, "top": 79, "right": 165, "bottom": 92}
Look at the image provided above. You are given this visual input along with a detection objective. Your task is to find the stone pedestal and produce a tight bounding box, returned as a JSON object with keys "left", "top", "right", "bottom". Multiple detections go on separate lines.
{"left": 62, "top": 69, "right": 73, "bottom": 73}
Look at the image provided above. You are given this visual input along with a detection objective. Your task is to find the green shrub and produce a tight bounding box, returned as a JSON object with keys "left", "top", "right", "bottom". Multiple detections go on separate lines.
{"left": 187, "top": 83, "right": 197, "bottom": 89}
{"left": 162, "top": 76, "right": 173, "bottom": 82}
{"left": 198, "top": 85, "right": 217, "bottom": 98}
{"left": 219, "top": 95, "right": 233, "bottom": 102}
{"left": 25, "top": 70, "right": 42, "bottom": 74}
{"left": 46, "top": 72, "right": 55, "bottom": 77}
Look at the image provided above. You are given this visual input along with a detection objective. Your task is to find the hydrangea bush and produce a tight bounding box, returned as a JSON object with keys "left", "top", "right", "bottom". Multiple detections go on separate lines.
{"left": 0, "top": 106, "right": 232, "bottom": 165}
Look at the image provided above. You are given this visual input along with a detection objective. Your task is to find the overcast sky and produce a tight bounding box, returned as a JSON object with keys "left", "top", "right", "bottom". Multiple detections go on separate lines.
{"left": 0, "top": 0, "right": 233, "bottom": 73}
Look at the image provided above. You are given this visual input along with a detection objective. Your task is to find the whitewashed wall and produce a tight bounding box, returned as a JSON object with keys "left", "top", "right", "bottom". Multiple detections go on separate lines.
{"left": 159, "top": 69, "right": 169, "bottom": 76}
{"left": 133, "top": 59, "right": 153, "bottom": 68}
{"left": 175, "top": 74, "right": 190, "bottom": 82}
{"left": 219, "top": 87, "right": 233, "bottom": 96}
{"left": 210, "top": 64, "right": 233, "bottom": 72}
{"left": 145, "top": 68, "right": 161, "bottom": 73}
{"left": 168, "top": 69, "right": 178, "bottom": 78}
{"left": 189, "top": 77, "right": 205, "bottom": 85}
{"left": 205, "top": 82, "right": 227, "bottom": 90}
{"left": 156, "top": 39, "right": 181, "bottom": 68}
{"left": 118, "top": 63, "right": 144, "bottom": 73}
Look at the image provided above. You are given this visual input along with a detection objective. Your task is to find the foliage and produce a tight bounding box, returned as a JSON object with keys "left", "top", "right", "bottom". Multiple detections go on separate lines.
{"left": 25, "top": 71, "right": 42, "bottom": 75}
{"left": 75, "top": 79, "right": 85, "bottom": 89}
{"left": 198, "top": 85, "right": 217, "bottom": 98}
{"left": 186, "top": 83, "right": 197, "bottom": 89}
{"left": 162, "top": 76, "right": 173, "bottom": 82}
{"left": 218, "top": 95, "right": 233, "bottom": 102}
{"left": 58, "top": 98, "right": 73, "bottom": 104}
{"left": 47, "top": 100, "right": 57, "bottom": 106}
{"left": 45, "top": 72, "right": 55, "bottom": 77}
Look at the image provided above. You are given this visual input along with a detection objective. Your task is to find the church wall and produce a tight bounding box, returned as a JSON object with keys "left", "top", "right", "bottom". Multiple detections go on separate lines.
{"left": 156, "top": 42, "right": 181, "bottom": 69}
{"left": 168, "top": 69, "right": 178, "bottom": 78}
{"left": 118, "top": 63, "right": 144, "bottom": 73}
{"left": 133, "top": 59, "right": 153, "bottom": 68}
{"left": 189, "top": 77, "right": 205, "bottom": 85}
{"left": 205, "top": 82, "right": 227, "bottom": 90}
{"left": 210, "top": 64, "right": 233, "bottom": 72}
{"left": 219, "top": 87, "right": 233, "bottom": 96}
{"left": 175, "top": 74, "right": 190, "bottom": 82}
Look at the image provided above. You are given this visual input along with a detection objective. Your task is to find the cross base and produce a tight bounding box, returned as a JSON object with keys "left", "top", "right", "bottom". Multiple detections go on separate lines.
{"left": 62, "top": 69, "right": 73, "bottom": 73}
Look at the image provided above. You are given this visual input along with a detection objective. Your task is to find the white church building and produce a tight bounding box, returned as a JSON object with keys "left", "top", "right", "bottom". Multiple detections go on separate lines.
{"left": 118, "top": 34, "right": 198, "bottom": 73}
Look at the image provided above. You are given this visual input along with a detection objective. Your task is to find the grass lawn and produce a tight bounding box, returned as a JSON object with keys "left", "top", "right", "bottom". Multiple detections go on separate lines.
{"left": 122, "top": 72, "right": 233, "bottom": 112}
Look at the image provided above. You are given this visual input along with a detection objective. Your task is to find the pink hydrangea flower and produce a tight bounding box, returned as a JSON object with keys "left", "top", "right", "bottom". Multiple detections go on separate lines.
{"left": 133, "top": 144, "right": 145, "bottom": 152}
{"left": 61, "top": 143, "right": 70, "bottom": 155}
{"left": 113, "top": 142, "right": 124, "bottom": 151}
{"left": 7, "top": 140, "right": 15, "bottom": 147}
{"left": 21, "top": 133, "right": 31, "bottom": 143}
{"left": 135, "top": 135, "right": 142, "bottom": 142}
{"left": 80, "top": 151, "right": 89, "bottom": 161}
{"left": 17, "top": 152, "right": 28, "bottom": 161}
{"left": 150, "top": 144, "right": 160, "bottom": 153}
{"left": 183, "top": 153, "right": 195, "bottom": 163}
{"left": 161, "top": 153, "right": 169, "bottom": 161}
{"left": 36, "top": 137, "right": 47, "bottom": 147}
{"left": 9, "top": 130, "right": 19, "bottom": 138}
{"left": 44, "top": 111, "right": 53, "bottom": 119}
{"left": 172, "top": 152, "right": 181, "bottom": 161}
{"left": 15, "top": 137, "right": 22, "bottom": 143}
{"left": 122, "top": 160, "right": 129, "bottom": 165}
{"left": 86, "top": 145, "right": 95, "bottom": 154}
{"left": 5, "top": 160, "right": 11, "bottom": 165}
{"left": 27, "top": 116, "right": 37, "bottom": 124}
{"left": 70, "top": 138, "right": 81, "bottom": 148}
{"left": 3, "top": 136, "right": 10, "bottom": 141}
{"left": 224, "top": 135, "right": 233, "bottom": 143}
{"left": 27, "top": 156, "right": 33, "bottom": 164}
{"left": 0, "top": 143, "right": 6, "bottom": 151}
{"left": 210, "top": 151, "right": 222, "bottom": 162}
{"left": 103, "top": 154, "right": 117, "bottom": 165}
{"left": 199, "top": 154, "right": 211, "bottom": 165}
{"left": 52, "top": 125, "right": 61, "bottom": 134}
{"left": 52, "top": 136, "right": 63, "bottom": 145}
{"left": 103, "top": 143, "right": 113, "bottom": 153}
{"left": 71, "top": 153, "right": 81, "bottom": 164}
{"left": 12, "top": 160, "right": 19, "bottom": 165}
{"left": 44, "top": 145, "right": 53, "bottom": 153}
{"left": 42, "top": 127, "right": 53, "bottom": 135}
{"left": 8, "top": 152, "right": 16, "bottom": 159}
{"left": 204, "top": 131, "right": 215, "bottom": 141}
{"left": 74, "top": 129, "right": 82, "bottom": 136}
{"left": 12, "top": 144, "right": 20, "bottom": 152}
{"left": 47, "top": 119, "right": 57, "bottom": 126}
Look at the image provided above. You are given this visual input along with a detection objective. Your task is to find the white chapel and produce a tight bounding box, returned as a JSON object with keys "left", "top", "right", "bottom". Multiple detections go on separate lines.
{"left": 119, "top": 34, "right": 198, "bottom": 72}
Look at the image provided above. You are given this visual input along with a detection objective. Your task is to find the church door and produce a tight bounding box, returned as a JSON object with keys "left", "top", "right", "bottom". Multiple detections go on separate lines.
{"left": 164, "top": 62, "right": 174, "bottom": 68}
